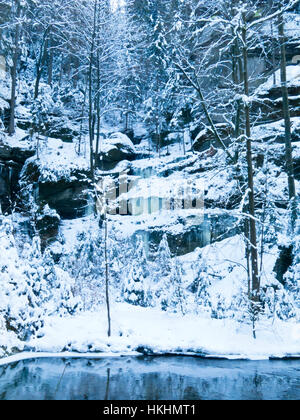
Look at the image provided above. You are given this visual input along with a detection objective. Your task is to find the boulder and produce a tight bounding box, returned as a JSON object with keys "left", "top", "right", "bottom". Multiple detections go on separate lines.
{"left": 253, "top": 66, "right": 300, "bottom": 123}
{"left": 0, "top": 141, "right": 35, "bottom": 164}
{"left": 193, "top": 124, "right": 233, "bottom": 152}
{"left": 134, "top": 213, "right": 238, "bottom": 257}
{"left": 97, "top": 133, "right": 136, "bottom": 170}
{"left": 0, "top": 159, "right": 23, "bottom": 213}
{"left": 20, "top": 159, "right": 91, "bottom": 219}
{"left": 36, "top": 204, "right": 61, "bottom": 250}
{"left": 35, "top": 204, "right": 60, "bottom": 235}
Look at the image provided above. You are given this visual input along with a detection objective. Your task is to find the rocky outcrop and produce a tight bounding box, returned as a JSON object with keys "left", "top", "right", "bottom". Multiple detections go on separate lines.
{"left": 252, "top": 118, "right": 300, "bottom": 144}
{"left": 17, "top": 116, "right": 79, "bottom": 143}
{"left": 192, "top": 124, "right": 233, "bottom": 152}
{"left": 253, "top": 66, "right": 300, "bottom": 124}
{"left": 97, "top": 133, "right": 136, "bottom": 170}
{"left": 0, "top": 141, "right": 35, "bottom": 164}
{"left": 20, "top": 159, "right": 91, "bottom": 219}
{"left": 0, "top": 136, "right": 35, "bottom": 212}
{"left": 135, "top": 213, "right": 238, "bottom": 257}
{"left": 38, "top": 179, "right": 90, "bottom": 219}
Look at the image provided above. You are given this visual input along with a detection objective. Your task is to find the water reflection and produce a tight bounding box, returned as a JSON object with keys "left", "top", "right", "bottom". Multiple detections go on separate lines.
{"left": 0, "top": 356, "right": 299, "bottom": 400}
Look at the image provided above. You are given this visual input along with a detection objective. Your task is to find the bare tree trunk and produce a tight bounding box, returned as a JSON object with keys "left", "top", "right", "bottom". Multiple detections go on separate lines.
{"left": 78, "top": 73, "right": 88, "bottom": 156}
{"left": 104, "top": 211, "right": 111, "bottom": 337}
{"left": 174, "top": 62, "right": 235, "bottom": 162}
{"left": 48, "top": 33, "right": 53, "bottom": 87}
{"left": 278, "top": 12, "right": 297, "bottom": 229}
{"left": 88, "top": 0, "right": 98, "bottom": 183}
{"left": 34, "top": 28, "right": 50, "bottom": 99}
{"left": 58, "top": 56, "right": 63, "bottom": 87}
{"left": 268, "top": 0, "right": 277, "bottom": 86}
{"left": 95, "top": 29, "right": 101, "bottom": 161}
{"left": 8, "top": 0, "right": 21, "bottom": 136}
{"left": 242, "top": 20, "right": 260, "bottom": 336}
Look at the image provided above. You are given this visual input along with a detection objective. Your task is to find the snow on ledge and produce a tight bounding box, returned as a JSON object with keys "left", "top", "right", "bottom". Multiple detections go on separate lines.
{"left": 1, "top": 349, "right": 300, "bottom": 367}
{"left": 0, "top": 351, "right": 140, "bottom": 367}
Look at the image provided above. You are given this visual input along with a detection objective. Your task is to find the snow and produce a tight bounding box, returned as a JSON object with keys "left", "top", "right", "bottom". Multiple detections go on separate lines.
{"left": 257, "top": 65, "right": 300, "bottom": 94}
{"left": 1, "top": 127, "right": 32, "bottom": 149}
{"left": 1, "top": 1, "right": 300, "bottom": 387}
{"left": 252, "top": 117, "right": 300, "bottom": 141}
{"left": 33, "top": 137, "right": 89, "bottom": 183}
{"left": 261, "top": 12, "right": 300, "bottom": 40}
{"left": 101, "top": 132, "right": 136, "bottom": 156}
{"left": 0, "top": 231, "right": 297, "bottom": 362}
{"left": 21, "top": 302, "right": 300, "bottom": 361}
{"left": 0, "top": 351, "right": 139, "bottom": 367}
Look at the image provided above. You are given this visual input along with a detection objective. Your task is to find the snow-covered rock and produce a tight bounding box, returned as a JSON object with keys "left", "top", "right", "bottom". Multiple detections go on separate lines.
{"left": 257, "top": 66, "right": 300, "bottom": 95}
{"left": 99, "top": 133, "right": 136, "bottom": 168}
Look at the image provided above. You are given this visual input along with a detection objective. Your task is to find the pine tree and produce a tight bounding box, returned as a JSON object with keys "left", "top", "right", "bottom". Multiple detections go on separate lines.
{"left": 124, "top": 238, "right": 149, "bottom": 307}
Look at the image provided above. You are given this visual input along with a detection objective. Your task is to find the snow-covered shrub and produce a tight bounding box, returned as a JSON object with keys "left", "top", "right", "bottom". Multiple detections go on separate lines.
{"left": 0, "top": 216, "right": 79, "bottom": 342}
{"left": 189, "top": 257, "right": 212, "bottom": 316}
{"left": 62, "top": 229, "right": 105, "bottom": 310}
{"left": 167, "top": 259, "right": 187, "bottom": 314}
{"left": 151, "top": 235, "right": 187, "bottom": 313}
{"left": 282, "top": 222, "right": 300, "bottom": 318}
{"left": 123, "top": 238, "right": 149, "bottom": 307}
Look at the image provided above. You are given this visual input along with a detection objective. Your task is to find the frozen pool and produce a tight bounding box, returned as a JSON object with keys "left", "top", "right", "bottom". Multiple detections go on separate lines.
{"left": 0, "top": 356, "right": 299, "bottom": 400}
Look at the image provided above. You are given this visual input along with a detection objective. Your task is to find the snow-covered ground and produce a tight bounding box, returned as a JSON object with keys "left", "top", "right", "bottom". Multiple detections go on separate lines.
{"left": 1, "top": 229, "right": 299, "bottom": 363}
{"left": 256, "top": 65, "right": 300, "bottom": 94}
{"left": 13, "top": 303, "right": 300, "bottom": 361}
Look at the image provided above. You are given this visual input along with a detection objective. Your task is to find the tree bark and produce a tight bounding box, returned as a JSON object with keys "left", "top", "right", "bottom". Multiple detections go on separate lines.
{"left": 34, "top": 28, "right": 50, "bottom": 99}
{"left": 88, "top": 0, "right": 98, "bottom": 183}
{"left": 242, "top": 21, "right": 260, "bottom": 310}
{"left": 8, "top": 0, "right": 21, "bottom": 136}
{"left": 95, "top": 27, "right": 101, "bottom": 160}
{"left": 104, "top": 211, "right": 111, "bottom": 337}
{"left": 278, "top": 12, "right": 297, "bottom": 228}
{"left": 48, "top": 33, "right": 53, "bottom": 87}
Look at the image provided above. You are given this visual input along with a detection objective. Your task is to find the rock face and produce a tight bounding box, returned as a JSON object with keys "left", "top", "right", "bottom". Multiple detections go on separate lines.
{"left": 0, "top": 134, "right": 35, "bottom": 212}
{"left": 97, "top": 133, "right": 136, "bottom": 170}
{"left": 135, "top": 213, "right": 238, "bottom": 257}
{"left": 0, "top": 141, "right": 35, "bottom": 164}
{"left": 253, "top": 66, "right": 300, "bottom": 124}
{"left": 35, "top": 205, "right": 61, "bottom": 250}
{"left": 20, "top": 159, "right": 91, "bottom": 219}
{"left": 0, "top": 162, "right": 21, "bottom": 212}
{"left": 193, "top": 124, "right": 233, "bottom": 152}
{"left": 38, "top": 179, "right": 90, "bottom": 219}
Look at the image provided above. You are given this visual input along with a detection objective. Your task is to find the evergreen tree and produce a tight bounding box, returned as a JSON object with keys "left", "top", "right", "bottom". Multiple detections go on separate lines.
{"left": 124, "top": 238, "right": 149, "bottom": 307}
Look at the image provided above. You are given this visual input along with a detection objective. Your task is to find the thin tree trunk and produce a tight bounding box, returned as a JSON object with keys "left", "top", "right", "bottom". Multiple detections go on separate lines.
{"left": 104, "top": 211, "right": 111, "bottom": 337}
{"left": 174, "top": 62, "right": 235, "bottom": 162}
{"left": 95, "top": 39, "right": 101, "bottom": 160}
{"left": 269, "top": 0, "right": 277, "bottom": 85}
{"left": 34, "top": 28, "right": 50, "bottom": 99}
{"left": 242, "top": 21, "right": 260, "bottom": 331}
{"left": 88, "top": 0, "right": 98, "bottom": 183}
{"left": 48, "top": 33, "right": 53, "bottom": 87}
{"left": 78, "top": 73, "right": 88, "bottom": 156}
{"left": 278, "top": 12, "right": 297, "bottom": 229}
{"left": 8, "top": 0, "right": 21, "bottom": 136}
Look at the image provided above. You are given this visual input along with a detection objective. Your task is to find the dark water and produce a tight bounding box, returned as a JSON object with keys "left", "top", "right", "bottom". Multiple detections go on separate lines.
{"left": 0, "top": 356, "right": 299, "bottom": 400}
